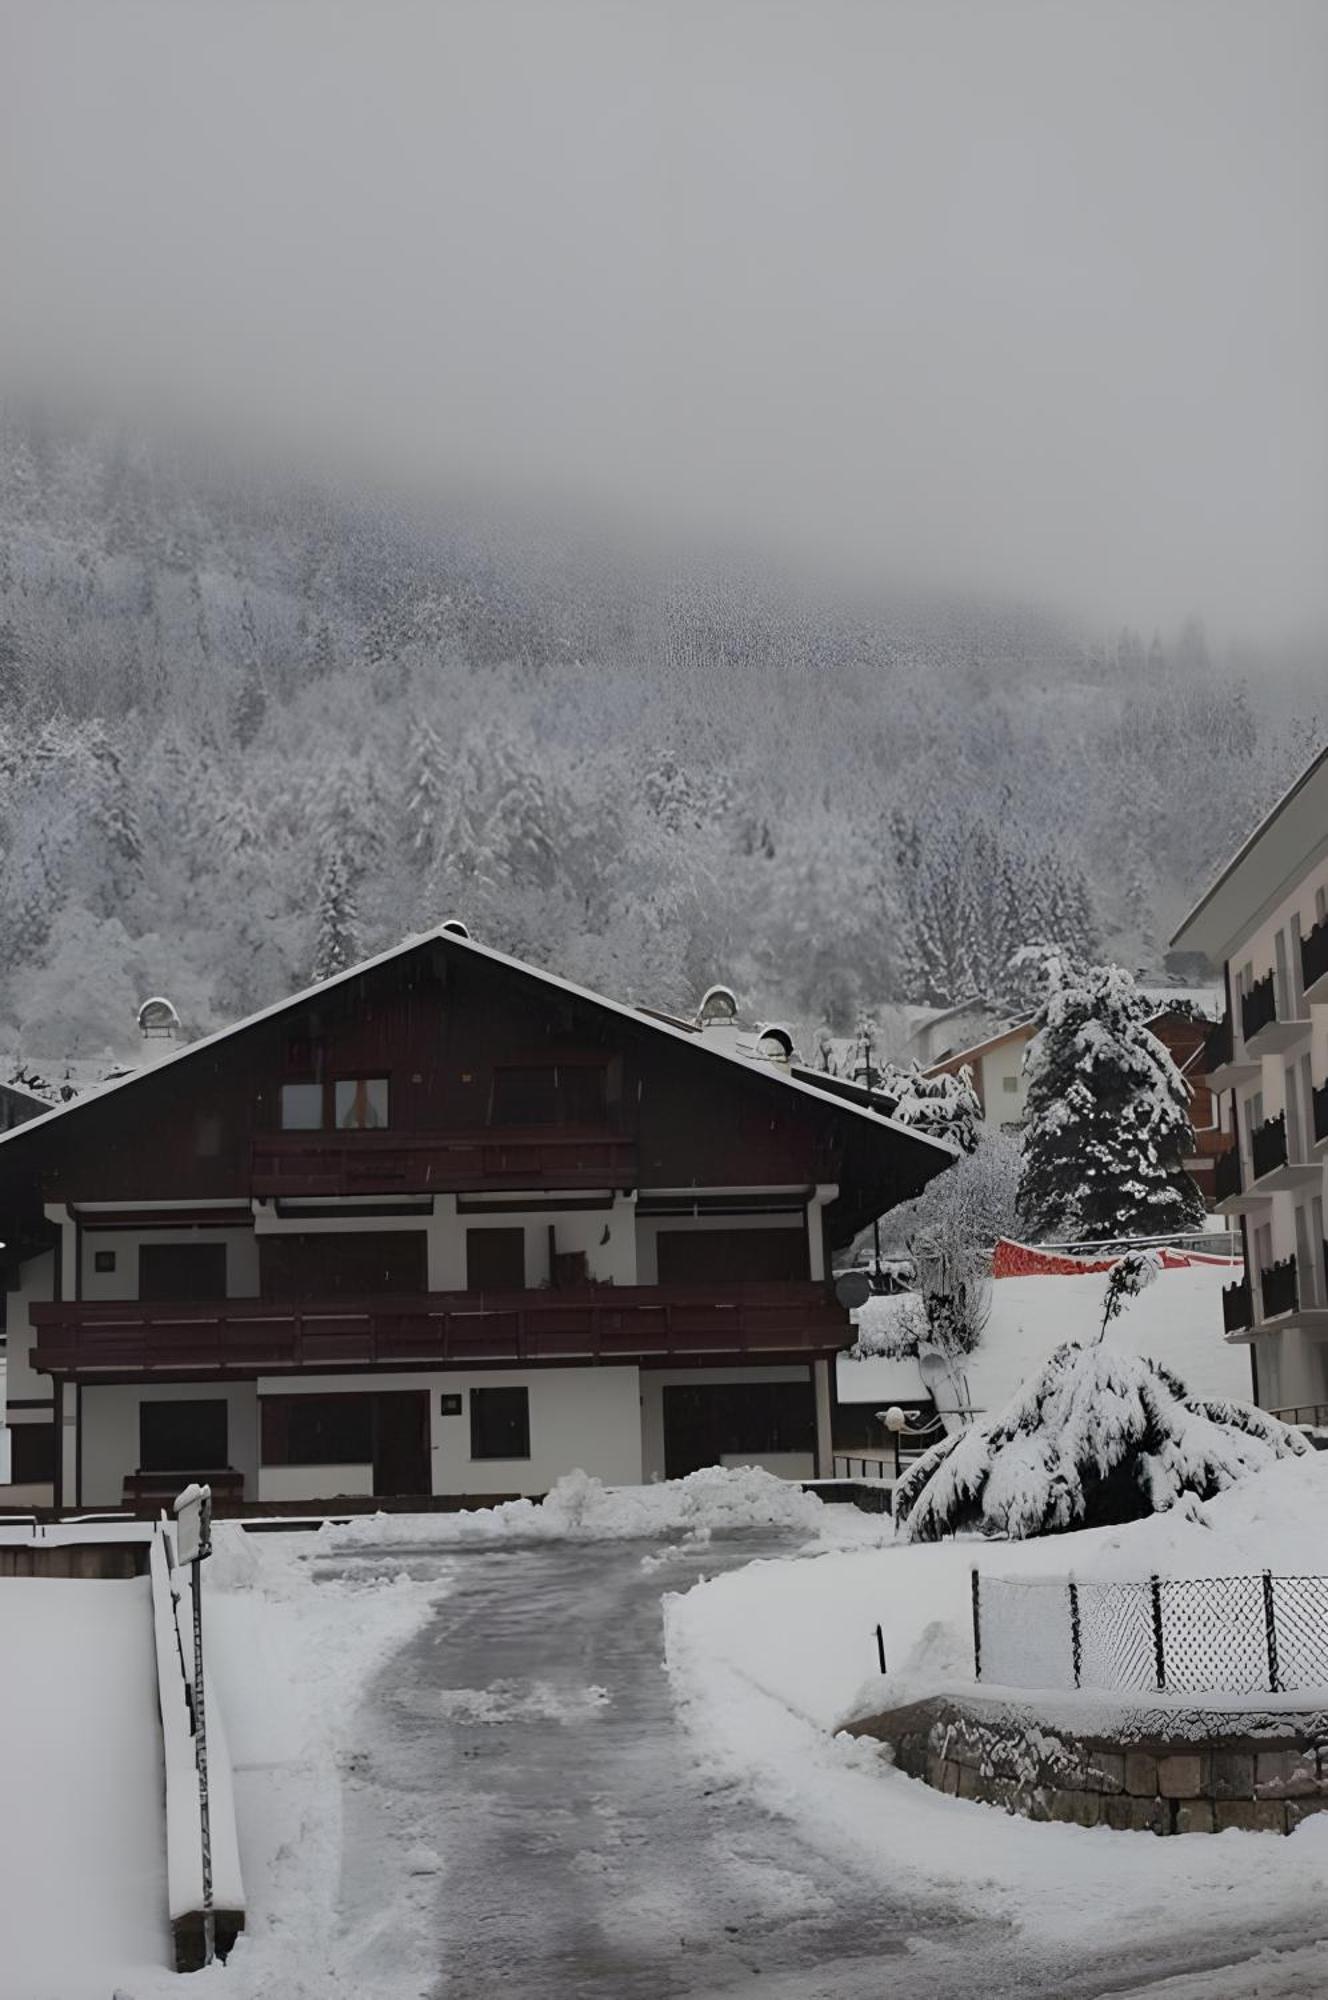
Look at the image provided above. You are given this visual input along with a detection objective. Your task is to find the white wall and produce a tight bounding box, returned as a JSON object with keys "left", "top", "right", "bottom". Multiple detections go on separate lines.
{"left": 81, "top": 1226, "right": 260, "bottom": 1300}
{"left": 979, "top": 1039, "right": 1028, "bottom": 1129}
{"left": 639, "top": 1363, "right": 812, "bottom": 1481}
{"left": 254, "top": 1364, "right": 643, "bottom": 1497}
{"left": 79, "top": 1382, "right": 260, "bottom": 1509}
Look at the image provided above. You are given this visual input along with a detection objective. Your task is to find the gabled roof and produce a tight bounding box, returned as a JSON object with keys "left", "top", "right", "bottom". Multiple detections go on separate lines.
{"left": 1170, "top": 742, "right": 1328, "bottom": 960}
{"left": 0, "top": 924, "right": 959, "bottom": 1165}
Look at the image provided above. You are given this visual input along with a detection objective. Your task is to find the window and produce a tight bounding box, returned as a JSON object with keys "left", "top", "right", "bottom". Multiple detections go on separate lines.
{"left": 335, "top": 1077, "right": 388, "bottom": 1129}
{"left": 9, "top": 1423, "right": 56, "bottom": 1484}
{"left": 470, "top": 1385, "right": 530, "bottom": 1461}
{"left": 466, "top": 1227, "right": 526, "bottom": 1291}
{"left": 280, "top": 1082, "right": 324, "bottom": 1130}
{"left": 1002, "top": 1075, "right": 1019, "bottom": 1094}
{"left": 260, "top": 1231, "right": 427, "bottom": 1299}
{"left": 93, "top": 1248, "right": 116, "bottom": 1274}
{"left": 138, "top": 1242, "right": 228, "bottom": 1301}
{"left": 262, "top": 1394, "right": 373, "bottom": 1466}
{"left": 139, "top": 1400, "right": 229, "bottom": 1473}
{"left": 655, "top": 1228, "right": 809, "bottom": 1284}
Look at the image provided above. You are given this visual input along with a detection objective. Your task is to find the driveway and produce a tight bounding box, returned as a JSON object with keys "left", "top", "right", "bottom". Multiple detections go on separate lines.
{"left": 324, "top": 1533, "right": 1326, "bottom": 2000}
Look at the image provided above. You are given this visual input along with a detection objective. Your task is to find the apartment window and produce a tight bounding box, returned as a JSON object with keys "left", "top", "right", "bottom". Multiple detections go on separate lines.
{"left": 335, "top": 1077, "right": 388, "bottom": 1129}
{"left": 9, "top": 1423, "right": 56, "bottom": 1484}
{"left": 1002, "top": 1075, "right": 1019, "bottom": 1094}
{"left": 280, "top": 1082, "right": 325, "bottom": 1130}
{"left": 138, "top": 1242, "right": 228, "bottom": 1301}
{"left": 93, "top": 1249, "right": 116, "bottom": 1274}
{"left": 262, "top": 1394, "right": 373, "bottom": 1466}
{"left": 470, "top": 1385, "right": 530, "bottom": 1461}
{"left": 1317, "top": 887, "right": 1327, "bottom": 925}
{"left": 466, "top": 1227, "right": 526, "bottom": 1292}
{"left": 1290, "top": 914, "right": 1306, "bottom": 1013}
{"left": 139, "top": 1399, "right": 229, "bottom": 1473}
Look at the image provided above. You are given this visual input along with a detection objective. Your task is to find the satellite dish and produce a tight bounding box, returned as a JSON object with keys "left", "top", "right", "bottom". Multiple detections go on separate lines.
{"left": 834, "top": 1269, "right": 871, "bottom": 1309}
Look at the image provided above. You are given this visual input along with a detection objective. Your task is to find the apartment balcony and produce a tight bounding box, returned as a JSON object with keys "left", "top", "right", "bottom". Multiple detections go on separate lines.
{"left": 1202, "top": 1011, "right": 1258, "bottom": 1093}
{"left": 1272, "top": 1243, "right": 1328, "bottom": 1340}
{"left": 1241, "top": 971, "right": 1309, "bottom": 1056}
{"left": 1211, "top": 1142, "right": 1270, "bottom": 1216}
{"left": 1302, "top": 916, "right": 1328, "bottom": 1005}
{"left": 1248, "top": 1110, "right": 1321, "bottom": 1194}
{"left": 28, "top": 1281, "right": 851, "bottom": 1377}
{"left": 1221, "top": 1274, "right": 1254, "bottom": 1341}
{"left": 1313, "top": 1078, "right": 1328, "bottom": 1156}
{"left": 1258, "top": 1254, "right": 1299, "bottom": 1323}
{"left": 250, "top": 1128, "right": 639, "bottom": 1200}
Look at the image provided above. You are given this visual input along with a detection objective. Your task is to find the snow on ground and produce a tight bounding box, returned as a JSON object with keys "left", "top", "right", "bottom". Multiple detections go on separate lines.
{"left": 664, "top": 1454, "right": 1328, "bottom": 1955}
{"left": 838, "top": 1258, "right": 1251, "bottom": 1415}
{"left": 0, "top": 1578, "right": 168, "bottom": 2000}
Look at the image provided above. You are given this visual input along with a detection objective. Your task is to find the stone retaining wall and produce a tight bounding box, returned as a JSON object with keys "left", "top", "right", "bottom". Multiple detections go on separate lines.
{"left": 848, "top": 1693, "right": 1328, "bottom": 1835}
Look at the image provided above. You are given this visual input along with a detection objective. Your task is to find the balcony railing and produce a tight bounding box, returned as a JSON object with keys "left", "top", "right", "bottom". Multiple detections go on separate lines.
{"left": 1202, "top": 1012, "right": 1234, "bottom": 1077}
{"left": 1241, "top": 973, "right": 1277, "bottom": 1046}
{"left": 1212, "top": 1145, "right": 1243, "bottom": 1204}
{"left": 1251, "top": 1111, "right": 1289, "bottom": 1183}
{"left": 1259, "top": 1256, "right": 1298, "bottom": 1321}
{"left": 250, "top": 1129, "right": 639, "bottom": 1199}
{"left": 1302, "top": 916, "right": 1328, "bottom": 996}
{"left": 28, "top": 1281, "right": 850, "bottom": 1376}
{"left": 1314, "top": 1079, "right": 1328, "bottom": 1148}
{"left": 1222, "top": 1275, "right": 1253, "bottom": 1336}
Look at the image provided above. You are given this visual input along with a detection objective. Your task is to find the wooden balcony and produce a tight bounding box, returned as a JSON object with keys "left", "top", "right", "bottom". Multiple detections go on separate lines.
{"left": 250, "top": 1128, "right": 638, "bottom": 1199}
{"left": 28, "top": 1281, "right": 851, "bottom": 1377}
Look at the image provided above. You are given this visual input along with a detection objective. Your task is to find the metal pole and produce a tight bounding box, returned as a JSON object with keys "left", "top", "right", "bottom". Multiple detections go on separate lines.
{"left": 1068, "top": 1580, "right": 1082, "bottom": 1689}
{"left": 875, "top": 1623, "right": 887, "bottom": 1674}
{"left": 1262, "top": 1570, "right": 1281, "bottom": 1694}
{"left": 970, "top": 1568, "right": 982, "bottom": 1681}
{"left": 189, "top": 1497, "right": 215, "bottom": 1969}
{"left": 1149, "top": 1574, "right": 1166, "bottom": 1693}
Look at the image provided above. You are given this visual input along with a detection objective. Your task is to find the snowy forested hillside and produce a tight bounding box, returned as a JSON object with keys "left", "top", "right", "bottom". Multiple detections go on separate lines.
{"left": 0, "top": 409, "right": 1320, "bottom": 1061}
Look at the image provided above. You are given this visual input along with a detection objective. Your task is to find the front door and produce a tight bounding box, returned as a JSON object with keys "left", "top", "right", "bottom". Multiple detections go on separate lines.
{"left": 373, "top": 1392, "right": 431, "bottom": 1497}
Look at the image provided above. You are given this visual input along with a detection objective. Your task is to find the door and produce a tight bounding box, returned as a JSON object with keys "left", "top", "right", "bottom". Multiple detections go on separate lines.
{"left": 655, "top": 1227, "right": 809, "bottom": 1284}
{"left": 138, "top": 1242, "right": 228, "bottom": 1301}
{"left": 466, "top": 1227, "right": 526, "bottom": 1291}
{"left": 372, "top": 1392, "right": 431, "bottom": 1497}
{"left": 661, "top": 1380, "right": 816, "bottom": 1478}
{"left": 260, "top": 1231, "right": 427, "bottom": 1299}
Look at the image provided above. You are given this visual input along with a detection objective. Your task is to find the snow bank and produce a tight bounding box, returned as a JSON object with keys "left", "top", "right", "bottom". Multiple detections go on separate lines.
{"left": 838, "top": 1258, "right": 1251, "bottom": 1414}
{"left": 311, "top": 1464, "right": 829, "bottom": 1551}
{"left": 664, "top": 1455, "right": 1328, "bottom": 1947}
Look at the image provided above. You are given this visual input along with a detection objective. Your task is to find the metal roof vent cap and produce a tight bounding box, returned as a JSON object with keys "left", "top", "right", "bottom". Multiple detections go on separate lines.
{"left": 697, "top": 983, "right": 740, "bottom": 1028}
{"left": 755, "top": 1024, "right": 796, "bottom": 1064}
{"left": 137, "top": 996, "right": 181, "bottom": 1040}
{"left": 440, "top": 919, "right": 471, "bottom": 938}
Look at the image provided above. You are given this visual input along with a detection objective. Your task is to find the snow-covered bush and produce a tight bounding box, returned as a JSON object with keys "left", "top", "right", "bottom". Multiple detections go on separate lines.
{"left": 1015, "top": 949, "right": 1205, "bottom": 1242}
{"left": 850, "top": 1291, "right": 927, "bottom": 1359}
{"left": 883, "top": 1062, "right": 982, "bottom": 1155}
{"left": 894, "top": 1342, "right": 1308, "bottom": 1542}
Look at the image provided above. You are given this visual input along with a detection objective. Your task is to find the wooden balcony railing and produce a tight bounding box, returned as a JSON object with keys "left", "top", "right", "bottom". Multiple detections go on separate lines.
{"left": 1240, "top": 972, "right": 1278, "bottom": 1046}
{"left": 1251, "top": 1111, "right": 1289, "bottom": 1183}
{"left": 250, "top": 1129, "right": 638, "bottom": 1198}
{"left": 1222, "top": 1275, "right": 1253, "bottom": 1336}
{"left": 28, "top": 1281, "right": 850, "bottom": 1376}
{"left": 1301, "top": 916, "right": 1328, "bottom": 996}
{"left": 1212, "top": 1145, "right": 1242, "bottom": 1204}
{"left": 1259, "top": 1256, "right": 1298, "bottom": 1321}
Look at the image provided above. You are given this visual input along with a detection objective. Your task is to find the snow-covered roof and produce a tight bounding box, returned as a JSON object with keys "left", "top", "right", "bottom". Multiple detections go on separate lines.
{"left": 1170, "top": 741, "right": 1328, "bottom": 960}
{"left": 0, "top": 926, "right": 959, "bottom": 1164}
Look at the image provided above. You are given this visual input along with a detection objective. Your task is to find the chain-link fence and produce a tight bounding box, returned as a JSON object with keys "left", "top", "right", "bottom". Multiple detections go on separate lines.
{"left": 973, "top": 1569, "right": 1328, "bottom": 1696}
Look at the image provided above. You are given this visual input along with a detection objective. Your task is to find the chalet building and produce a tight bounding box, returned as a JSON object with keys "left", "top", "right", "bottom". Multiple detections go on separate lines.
{"left": 1170, "top": 744, "right": 1328, "bottom": 1418}
{"left": 0, "top": 927, "right": 953, "bottom": 1510}
{"left": 925, "top": 1001, "right": 1225, "bottom": 1202}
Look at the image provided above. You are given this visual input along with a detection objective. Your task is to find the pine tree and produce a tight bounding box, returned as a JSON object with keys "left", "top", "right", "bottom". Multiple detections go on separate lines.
{"left": 1016, "top": 953, "right": 1205, "bottom": 1242}
{"left": 311, "top": 842, "right": 362, "bottom": 983}
{"left": 404, "top": 717, "right": 450, "bottom": 867}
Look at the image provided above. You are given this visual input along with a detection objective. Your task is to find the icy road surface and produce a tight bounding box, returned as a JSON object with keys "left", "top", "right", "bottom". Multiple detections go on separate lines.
{"left": 321, "top": 1533, "right": 1327, "bottom": 2000}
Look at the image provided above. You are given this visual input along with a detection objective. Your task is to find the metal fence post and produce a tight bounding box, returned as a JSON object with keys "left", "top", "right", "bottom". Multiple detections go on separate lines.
{"left": 875, "top": 1623, "right": 887, "bottom": 1674}
{"left": 1149, "top": 1574, "right": 1166, "bottom": 1692}
{"left": 1262, "top": 1570, "right": 1281, "bottom": 1694}
{"left": 971, "top": 1568, "right": 982, "bottom": 1681}
{"left": 1068, "top": 1579, "right": 1082, "bottom": 1689}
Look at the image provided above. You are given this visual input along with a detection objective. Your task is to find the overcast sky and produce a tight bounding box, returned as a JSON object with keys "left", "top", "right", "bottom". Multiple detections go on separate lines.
{"left": 1, "top": 0, "right": 1325, "bottom": 639}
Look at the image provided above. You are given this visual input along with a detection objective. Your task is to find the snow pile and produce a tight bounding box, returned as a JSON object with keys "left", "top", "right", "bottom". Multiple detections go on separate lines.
{"left": 314, "top": 1464, "right": 828, "bottom": 1551}
{"left": 895, "top": 1342, "right": 1306, "bottom": 1541}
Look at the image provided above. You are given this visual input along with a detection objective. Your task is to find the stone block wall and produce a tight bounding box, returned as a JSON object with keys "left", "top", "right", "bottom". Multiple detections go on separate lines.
{"left": 848, "top": 1693, "right": 1328, "bottom": 1835}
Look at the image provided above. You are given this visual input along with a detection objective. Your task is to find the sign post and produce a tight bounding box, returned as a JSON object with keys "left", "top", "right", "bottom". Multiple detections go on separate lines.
{"left": 173, "top": 1483, "right": 215, "bottom": 1967}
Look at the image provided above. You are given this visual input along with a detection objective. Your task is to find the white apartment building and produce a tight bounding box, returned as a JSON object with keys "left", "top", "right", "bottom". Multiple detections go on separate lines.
{"left": 1171, "top": 745, "right": 1328, "bottom": 1419}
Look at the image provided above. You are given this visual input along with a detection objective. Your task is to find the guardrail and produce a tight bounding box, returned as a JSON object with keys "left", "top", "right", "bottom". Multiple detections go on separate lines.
{"left": 971, "top": 1568, "right": 1328, "bottom": 1697}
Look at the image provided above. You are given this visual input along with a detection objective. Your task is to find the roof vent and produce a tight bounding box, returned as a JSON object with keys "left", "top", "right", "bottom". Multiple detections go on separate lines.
{"left": 697, "top": 984, "right": 739, "bottom": 1027}
{"left": 755, "top": 1024, "right": 796, "bottom": 1064}
{"left": 440, "top": 919, "right": 471, "bottom": 939}
{"left": 136, "top": 996, "right": 181, "bottom": 1041}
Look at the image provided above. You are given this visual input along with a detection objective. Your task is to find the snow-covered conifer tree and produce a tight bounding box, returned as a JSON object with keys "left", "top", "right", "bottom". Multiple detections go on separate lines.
{"left": 311, "top": 843, "right": 362, "bottom": 983}
{"left": 1016, "top": 950, "right": 1205, "bottom": 1242}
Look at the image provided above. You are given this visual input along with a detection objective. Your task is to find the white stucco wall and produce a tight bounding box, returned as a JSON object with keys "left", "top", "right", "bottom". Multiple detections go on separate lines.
{"left": 79, "top": 1381, "right": 260, "bottom": 1509}
{"left": 80, "top": 1226, "right": 260, "bottom": 1300}
{"left": 258, "top": 1464, "right": 375, "bottom": 1504}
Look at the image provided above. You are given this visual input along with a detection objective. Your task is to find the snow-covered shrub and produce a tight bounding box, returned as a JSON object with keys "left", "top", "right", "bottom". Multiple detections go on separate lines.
{"left": 883, "top": 1061, "right": 982, "bottom": 1155}
{"left": 850, "top": 1291, "right": 927, "bottom": 1359}
{"left": 1015, "top": 949, "right": 1205, "bottom": 1242}
{"left": 1097, "top": 1247, "right": 1161, "bottom": 1340}
{"left": 894, "top": 1342, "right": 1308, "bottom": 1542}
